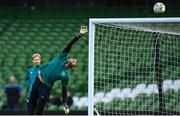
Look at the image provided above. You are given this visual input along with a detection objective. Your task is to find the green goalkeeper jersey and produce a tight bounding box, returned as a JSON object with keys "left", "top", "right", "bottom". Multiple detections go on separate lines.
{"left": 41, "top": 52, "right": 69, "bottom": 88}
{"left": 40, "top": 33, "right": 82, "bottom": 88}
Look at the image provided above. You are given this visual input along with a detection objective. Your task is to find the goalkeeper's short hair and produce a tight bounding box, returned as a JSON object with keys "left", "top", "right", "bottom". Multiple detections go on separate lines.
{"left": 32, "top": 53, "right": 41, "bottom": 60}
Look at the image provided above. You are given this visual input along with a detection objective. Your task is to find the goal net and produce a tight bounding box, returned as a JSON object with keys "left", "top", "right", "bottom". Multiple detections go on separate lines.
{"left": 88, "top": 18, "right": 180, "bottom": 115}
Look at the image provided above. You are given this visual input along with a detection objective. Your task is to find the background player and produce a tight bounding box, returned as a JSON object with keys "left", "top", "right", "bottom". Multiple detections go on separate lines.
{"left": 24, "top": 54, "right": 42, "bottom": 112}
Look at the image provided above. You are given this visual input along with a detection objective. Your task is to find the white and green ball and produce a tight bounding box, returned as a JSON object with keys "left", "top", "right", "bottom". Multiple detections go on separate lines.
{"left": 153, "top": 2, "right": 166, "bottom": 14}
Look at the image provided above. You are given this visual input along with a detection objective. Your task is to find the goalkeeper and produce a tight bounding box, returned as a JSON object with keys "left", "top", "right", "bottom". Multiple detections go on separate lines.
{"left": 28, "top": 26, "right": 88, "bottom": 115}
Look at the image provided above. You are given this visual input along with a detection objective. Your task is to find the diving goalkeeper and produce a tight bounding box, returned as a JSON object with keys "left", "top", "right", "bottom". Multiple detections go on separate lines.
{"left": 28, "top": 26, "right": 88, "bottom": 115}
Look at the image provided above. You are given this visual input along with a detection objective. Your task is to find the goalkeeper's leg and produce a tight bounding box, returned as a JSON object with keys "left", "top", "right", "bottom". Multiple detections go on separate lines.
{"left": 27, "top": 89, "right": 38, "bottom": 114}
{"left": 35, "top": 96, "right": 48, "bottom": 115}
{"left": 35, "top": 79, "right": 51, "bottom": 115}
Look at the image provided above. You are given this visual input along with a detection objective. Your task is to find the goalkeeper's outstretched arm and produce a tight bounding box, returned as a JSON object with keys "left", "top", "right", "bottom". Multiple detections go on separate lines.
{"left": 62, "top": 26, "right": 88, "bottom": 54}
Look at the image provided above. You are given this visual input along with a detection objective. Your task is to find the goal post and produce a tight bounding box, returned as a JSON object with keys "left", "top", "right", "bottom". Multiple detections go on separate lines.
{"left": 88, "top": 18, "right": 180, "bottom": 115}
{"left": 88, "top": 18, "right": 95, "bottom": 116}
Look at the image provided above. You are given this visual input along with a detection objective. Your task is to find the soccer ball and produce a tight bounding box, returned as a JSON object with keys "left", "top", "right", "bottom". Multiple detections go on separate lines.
{"left": 153, "top": 2, "right": 165, "bottom": 14}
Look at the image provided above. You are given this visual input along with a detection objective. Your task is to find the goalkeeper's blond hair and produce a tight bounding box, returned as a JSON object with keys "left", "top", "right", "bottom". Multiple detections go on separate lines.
{"left": 32, "top": 53, "right": 41, "bottom": 60}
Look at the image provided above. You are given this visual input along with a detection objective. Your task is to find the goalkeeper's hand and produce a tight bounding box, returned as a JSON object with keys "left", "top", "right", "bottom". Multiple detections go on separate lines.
{"left": 64, "top": 105, "right": 70, "bottom": 115}
{"left": 68, "top": 58, "right": 77, "bottom": 68}
{"left": 80, "top": 26, "right": 88, "bottom": 34}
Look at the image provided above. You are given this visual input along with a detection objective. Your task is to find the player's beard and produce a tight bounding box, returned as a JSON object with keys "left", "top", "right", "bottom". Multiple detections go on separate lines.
{"left": 35, "top": 62, "right": 40, "bottom": 66}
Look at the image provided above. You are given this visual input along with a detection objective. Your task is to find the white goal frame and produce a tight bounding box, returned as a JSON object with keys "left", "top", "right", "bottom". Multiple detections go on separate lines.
{"left": 88, "top": 17, "right": 180, "bottom": 115}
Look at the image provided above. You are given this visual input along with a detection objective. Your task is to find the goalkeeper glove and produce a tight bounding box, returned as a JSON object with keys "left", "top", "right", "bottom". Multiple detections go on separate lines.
{"left": 80, "top": 26, "right": 88, "bottom": 34}
{"left": 64, "top": 105, "right": 69, "bottom": 115}
{"left": 68, "top": 58, "right": 77, "bottom": 68}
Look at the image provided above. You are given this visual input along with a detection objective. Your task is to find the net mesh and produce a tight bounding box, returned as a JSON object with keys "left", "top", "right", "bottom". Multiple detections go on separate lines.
{"left": 93, "top": 22, "right": 180, "bottom": 115}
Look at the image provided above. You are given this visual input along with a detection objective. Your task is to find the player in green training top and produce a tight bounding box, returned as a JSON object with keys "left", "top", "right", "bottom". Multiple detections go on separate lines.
{"left": 28, "top": 26, "right": 88, "bottom": 115}
{"left": 24, "top": 53, "right": 42, "bottom": 111}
